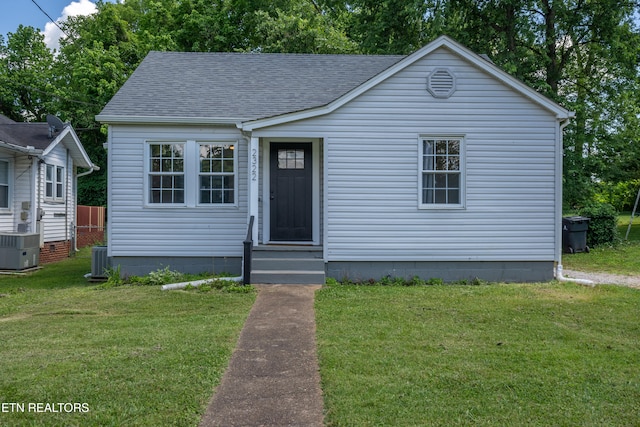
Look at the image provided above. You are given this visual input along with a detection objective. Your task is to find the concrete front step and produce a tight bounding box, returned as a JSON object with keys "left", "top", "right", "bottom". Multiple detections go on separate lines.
{"left": 250, "top": 246, "right": 325, "bottom": 285}
{"left": 252, "top": 258, "right": 324, "bottom": 272}
{"left": 251, "top": 270, "right": 325, "bottom": 285}
{"left": 252, "top": 246, "right": 323, "bottom": 259}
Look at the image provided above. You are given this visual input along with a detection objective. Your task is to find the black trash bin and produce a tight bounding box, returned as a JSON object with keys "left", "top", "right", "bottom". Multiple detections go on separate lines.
{"left": 562, "top": 216, "right": 590, "bottom": 254}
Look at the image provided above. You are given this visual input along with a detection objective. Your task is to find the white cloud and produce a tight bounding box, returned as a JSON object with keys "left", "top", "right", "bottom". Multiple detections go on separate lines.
{"left": 43, "top": 0, "right": 98, "bottom": 51}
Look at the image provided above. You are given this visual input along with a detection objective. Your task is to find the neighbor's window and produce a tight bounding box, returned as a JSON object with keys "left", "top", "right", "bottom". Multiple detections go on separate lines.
{"left": 420, "top": 137, "right": 463, "bottom": 207}
{"left": 199, "top": 143, "right": 235, "bottom": 204}
{"left": 149, "top": 143, "right": 185, "bottom": 204}
{"left": 45, "top": 164, "right": 65, "bottom": 202}
{"left": 0, "top": 160, "right": 9, "bottom": 209}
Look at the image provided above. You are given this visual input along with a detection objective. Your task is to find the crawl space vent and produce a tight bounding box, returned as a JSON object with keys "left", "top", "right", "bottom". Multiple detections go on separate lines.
{"left": 427, "top": 68, "right": 456, "bottom": 99}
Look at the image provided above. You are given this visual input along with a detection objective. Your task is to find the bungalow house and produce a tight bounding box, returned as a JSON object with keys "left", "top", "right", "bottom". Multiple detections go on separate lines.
{"left": 96, "top": 36, "right": 573, "bottom": 283}
{"left": 0, "top": 115, "right": 98, "bottom": 267}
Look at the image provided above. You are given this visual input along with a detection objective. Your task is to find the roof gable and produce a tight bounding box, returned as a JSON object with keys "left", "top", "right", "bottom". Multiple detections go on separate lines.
{"left": 243, "top": 36, "right": 573, "bottom": 130}
{"left": 43, "top": 126, "right": 95, "bottom": 170}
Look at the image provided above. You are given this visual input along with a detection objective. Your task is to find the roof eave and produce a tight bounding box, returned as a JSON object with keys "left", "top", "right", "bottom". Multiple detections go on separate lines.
{"left": 0, "top": 140, "right": 44, "bottom": 155}
{"left": 96, "top": 114, "right": 245, "bottom": 126}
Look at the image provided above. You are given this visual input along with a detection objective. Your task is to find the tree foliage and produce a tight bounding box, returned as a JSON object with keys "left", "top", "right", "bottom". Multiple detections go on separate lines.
{"left": 0, "top": 0, "right": 638, "bottom": 208}
{"left": 0, "top": 26, "right": 56, "bottom": 121}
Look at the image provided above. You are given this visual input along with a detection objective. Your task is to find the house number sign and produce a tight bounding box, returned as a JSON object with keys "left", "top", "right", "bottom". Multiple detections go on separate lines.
{"left": 251, "top": 148, "right": 258, "bottom": 182}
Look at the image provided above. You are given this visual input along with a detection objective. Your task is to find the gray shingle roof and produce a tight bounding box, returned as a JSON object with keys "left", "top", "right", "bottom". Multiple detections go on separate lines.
{"left": 0, "top": 116, "right": 53, "bottom": 150}
{"left": 98, "top": 51, "right": 405, "bottom": 122}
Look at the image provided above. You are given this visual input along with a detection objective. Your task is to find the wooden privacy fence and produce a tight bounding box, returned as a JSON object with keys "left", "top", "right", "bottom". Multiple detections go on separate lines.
{"left": 76, "top": 205, "right": 105, "bottom": 248}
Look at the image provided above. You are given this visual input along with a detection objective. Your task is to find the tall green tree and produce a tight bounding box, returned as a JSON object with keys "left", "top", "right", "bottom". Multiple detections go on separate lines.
{"left": 252, "top": 1, "right": 358, "bottom": 53}
{"left": 52, "top": 3, "right": 149, "bottom": 206}
{"left": 0, "top": 26, "right": 56, "bottom": 121}
{"left": 430, "top": 0, "right": 640, "bottom": 208}
{"left": 320, "top": 0, "right": 430, "bottom": 54}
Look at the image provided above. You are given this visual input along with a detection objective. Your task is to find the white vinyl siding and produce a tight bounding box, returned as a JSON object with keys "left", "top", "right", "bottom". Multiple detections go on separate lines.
{"left": 40, "top": 144, "right": 75, "bottom": 243}
{"left": 256, "top": 47, "right": 560, "bottom": 262}
{"left": 109, "top": 126, "right": 247, "bottom": 257}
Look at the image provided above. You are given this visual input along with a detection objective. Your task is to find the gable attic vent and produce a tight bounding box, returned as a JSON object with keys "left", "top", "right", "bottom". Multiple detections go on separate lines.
{"left": 427, "top": 68, "right": 456, "bottom": 99}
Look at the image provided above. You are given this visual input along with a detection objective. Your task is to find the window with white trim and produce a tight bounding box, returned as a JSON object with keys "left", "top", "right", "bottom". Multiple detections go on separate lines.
{"left": 0, "top": 160, "right": 9, "bottom": 209}
{"left": 420, "top": 137, "right": 464, "bottom": 207}
{"left": 199, "top": 143, "right": 235, "bottom": 204}
{"left": 148, "top": 143, "right": 185, "bottom": 204}
{"left": 45, "top": 164, "right": 65, "bottom": 202}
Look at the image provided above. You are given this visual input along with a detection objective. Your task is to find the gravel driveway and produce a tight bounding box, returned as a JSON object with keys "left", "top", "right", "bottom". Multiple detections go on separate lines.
{"left": 562, "top": 269, "right": 640, "bottom": 289}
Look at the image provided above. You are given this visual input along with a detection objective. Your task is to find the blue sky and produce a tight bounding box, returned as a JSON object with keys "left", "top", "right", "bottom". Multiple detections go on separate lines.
{"left": 0, "top": 0, "right": 115, "bottom": 49}
{"left": 1, "top": 0, "right": 85, "bottom": 36}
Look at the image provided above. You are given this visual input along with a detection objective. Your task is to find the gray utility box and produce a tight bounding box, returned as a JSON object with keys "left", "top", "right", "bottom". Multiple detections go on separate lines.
{"left": 0, "top": 232, "right": 40, "bottom": 270}
{"left": 562, "top": 216, "right": 590, "bottom": 254}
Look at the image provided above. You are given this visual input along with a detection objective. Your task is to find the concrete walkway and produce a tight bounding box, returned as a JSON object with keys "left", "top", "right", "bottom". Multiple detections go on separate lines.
{"left": 562, "top": 269, "right": 640, "bottom": 289}
{"left": 199, "top": 285, "right": 324, "bottom": 427}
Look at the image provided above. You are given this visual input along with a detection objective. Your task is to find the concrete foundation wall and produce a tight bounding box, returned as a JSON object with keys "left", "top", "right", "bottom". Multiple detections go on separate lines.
{"left": 326, "top": 261, "right": 554, "bottom": 283}
{"left": 110, "top": 256, "right": 242, "bottom": 277}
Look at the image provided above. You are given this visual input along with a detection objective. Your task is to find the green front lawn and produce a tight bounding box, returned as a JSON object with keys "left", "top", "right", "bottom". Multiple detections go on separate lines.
{"left": 316, "top": 282, "right": 640, "bottom": 426}
{"left": 0, "top": 252, "right": 255, "bottom": 426}
{"left": 3, "top": 224, "right": 640, "bottom": 426}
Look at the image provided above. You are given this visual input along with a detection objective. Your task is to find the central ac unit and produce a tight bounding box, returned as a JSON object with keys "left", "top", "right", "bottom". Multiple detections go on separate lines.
{"left": 91, "top": 246, "right": 110, "bottom": 279}
{"left": 0, "top": 232, "right": 40, "bottom": 270}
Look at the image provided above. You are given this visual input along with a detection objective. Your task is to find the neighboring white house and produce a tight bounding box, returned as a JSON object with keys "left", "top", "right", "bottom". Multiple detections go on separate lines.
{"left": 0, "top": 115, "right": 98, "bottom": 266}
{"left": 97, "top": 36, "right": 573, "bottom": 283}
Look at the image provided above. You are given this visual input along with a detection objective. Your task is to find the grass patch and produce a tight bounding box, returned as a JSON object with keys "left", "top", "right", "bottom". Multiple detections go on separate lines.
{"left": 316, "top": 282, "right": 640, "bottom": 426}
{"left": 0, "top": 247, "right": 95, "bottom": 292}
{"left": 562, "top": 214, "right": 640, "bottom": 275}
{"left": 0, "top": 252, "right": 255, "bottom": 426}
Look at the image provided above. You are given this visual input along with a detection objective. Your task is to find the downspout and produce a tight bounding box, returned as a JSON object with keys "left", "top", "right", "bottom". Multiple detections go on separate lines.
{"left": 66, "top": 149, "right": 70, "bottom": 255}
{"left": 554, "top": 117, "right": 594, "bottom": 286}
{"left": 29, "top": 150, "right": 45, "bottom": 244}
{"left": 36, "top": 158, "right": 43, "bottom": 245}
{"left": 29, "top": 156, "right": 37, "bottom": 233}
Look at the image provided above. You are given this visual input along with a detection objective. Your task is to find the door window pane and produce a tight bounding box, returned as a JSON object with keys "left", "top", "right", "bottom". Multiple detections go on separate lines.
{"left": 278, "top": 149, "right": 304, "bottom": 169}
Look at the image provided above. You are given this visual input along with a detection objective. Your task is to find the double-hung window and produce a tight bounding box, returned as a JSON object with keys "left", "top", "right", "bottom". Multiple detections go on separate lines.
{"left": 149, "top": 143, "right": 185, "bottom": 204}
{"left": 0, "top": 160, "right": 9, "bottom": 209}
{"left": 199, "top": 143, "right": 235, "bottom": 204}
{"left": 45, "top": 164, "right": 65, "bottom": 202}
{"left": 146, "top": 141, "right": 236, "bottom": 206}
{"left": 420, "top": 137, "right": 464, "bottom": 208}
